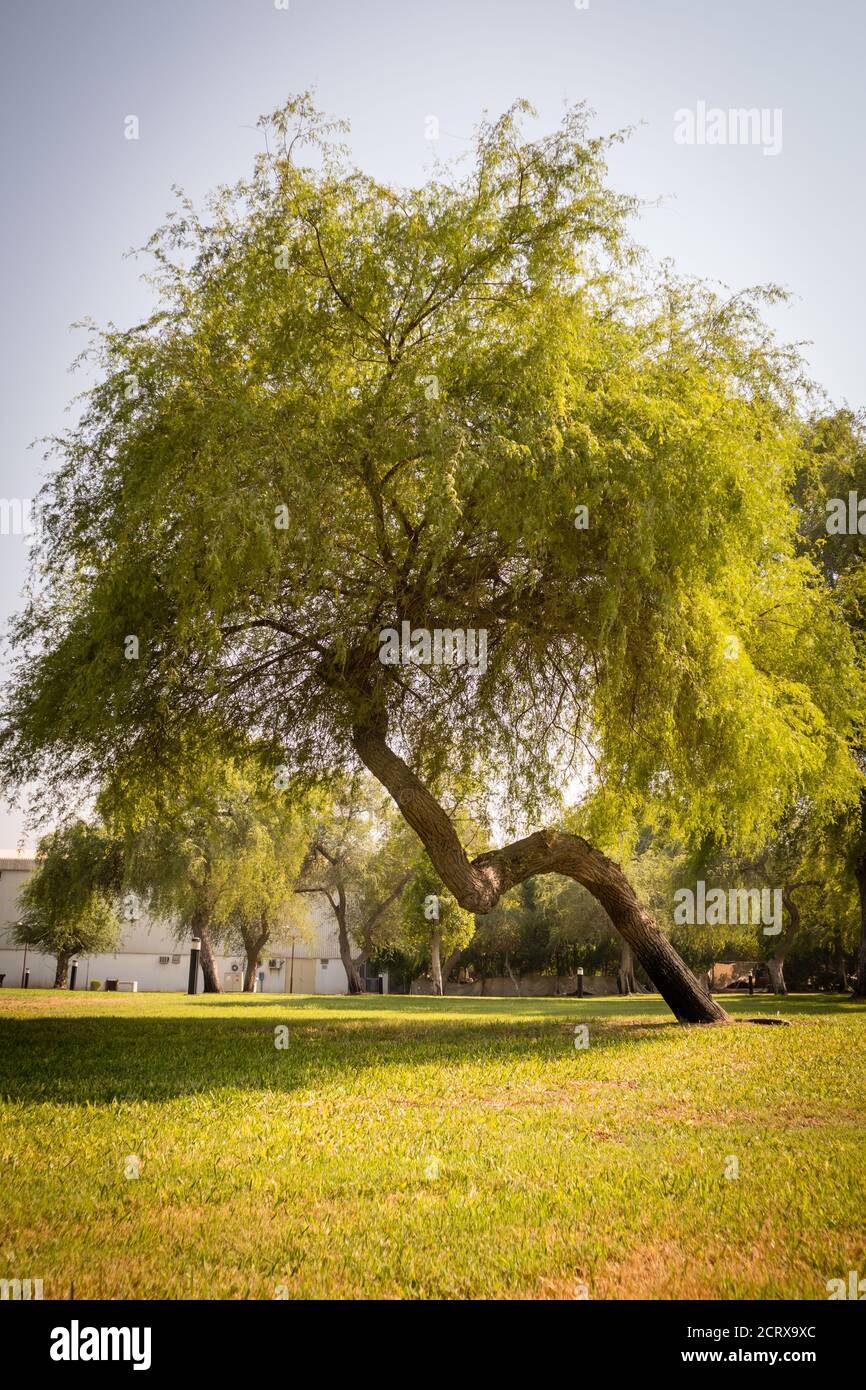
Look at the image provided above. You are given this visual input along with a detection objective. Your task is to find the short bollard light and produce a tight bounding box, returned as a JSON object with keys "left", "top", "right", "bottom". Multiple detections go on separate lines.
{"left": 576, "top": 965, "right": 584, "bottom": 999}
{"left": 187, "top": 937, "right": 201, "bottom": 995}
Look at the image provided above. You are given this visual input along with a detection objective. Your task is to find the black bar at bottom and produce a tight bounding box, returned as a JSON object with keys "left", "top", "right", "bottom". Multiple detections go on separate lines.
{"left": 4, "top": 1296, "right": 858, "bottom": 1375}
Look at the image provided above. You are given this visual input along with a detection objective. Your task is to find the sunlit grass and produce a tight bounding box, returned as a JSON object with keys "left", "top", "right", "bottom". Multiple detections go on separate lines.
{"left": 1, "top": 989, "right": 863, "bottom": 1299}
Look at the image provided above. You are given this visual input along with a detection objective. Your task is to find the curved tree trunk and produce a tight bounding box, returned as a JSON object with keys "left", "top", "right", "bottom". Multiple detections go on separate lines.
{"left": 197, "top": 919, "right": 222, "bottom": 994}
{"left": 335, "top": 897, "right": 365, "bottom": 994}
{"left": 242, "top": 916, "right": 270, "bottom": 992}
{"left": 339, "top": 930, "right": 365, "bottom": 994}
{"left": 351, "top": 947, "right": 370, "bottom": 993}
{"left": 53, "top": 952, "right": 71, "bottom": 989}
{"left": 295, "top": 882, "right": 364, "bottom": 992}
{"left": 353, "top": 725, "right": 729, "bottom": 1025}
{"left": 504, "top": 950, "right": 522, "bottom": 997}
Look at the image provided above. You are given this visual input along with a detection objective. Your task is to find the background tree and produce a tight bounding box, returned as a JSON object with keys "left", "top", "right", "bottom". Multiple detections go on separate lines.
{"left": 14, "top": 821, "right": 121, "bottom": 987}
{"left": 3, "top": 97, "right": 863, "bottom": 1024}
{"left": 296, "top": 774, "right": 419, "bottom": 993}
{"left": 469, "top": 877, "right": 576, "bottom": 992}
{"left": 539, "top": 879, "right": 625, "bottom": 985}
{"left": 222, "top": 893, "right": 314, "bottom": 992}
{"left": 404, "top": 864, "right": 476, "bottom": 995}
{"left": 108, "top": 750, "right": 314, "bottom": 992}
{"left": 210, "top": 773, "right": 314, "bottom": 991}
{"left": 796, "top": 407, "right": 866, "bottom": 993}
{"left": 671, "top": 798, "right": 856, "bottom": 996}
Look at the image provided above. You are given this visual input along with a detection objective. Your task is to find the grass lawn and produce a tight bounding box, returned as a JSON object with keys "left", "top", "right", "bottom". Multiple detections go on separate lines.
{"left": 0, "top": 989, "right": 864, "bottom": 1300}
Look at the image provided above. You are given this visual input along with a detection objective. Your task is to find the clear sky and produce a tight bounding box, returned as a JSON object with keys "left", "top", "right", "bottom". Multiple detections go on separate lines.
{"left": 1, "top": 0, "right": 864, "bottom": 848}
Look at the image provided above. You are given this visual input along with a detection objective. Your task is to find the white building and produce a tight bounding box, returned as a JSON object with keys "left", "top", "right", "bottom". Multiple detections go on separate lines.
{"left": 0, "top": 855, "right": 381, "bottom": 994}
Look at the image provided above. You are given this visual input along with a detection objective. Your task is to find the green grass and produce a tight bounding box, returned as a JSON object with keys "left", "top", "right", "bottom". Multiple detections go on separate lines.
{"left": 1, "top": 989, "right": 864, "bottom": 1300}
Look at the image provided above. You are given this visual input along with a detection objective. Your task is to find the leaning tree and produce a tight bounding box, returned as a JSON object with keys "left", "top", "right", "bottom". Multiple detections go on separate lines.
{"left": 1, "top": 96, "right": 861, "bottom": 1023}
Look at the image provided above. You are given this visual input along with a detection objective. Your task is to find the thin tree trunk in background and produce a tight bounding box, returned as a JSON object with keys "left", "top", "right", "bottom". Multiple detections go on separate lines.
{"left": 197, "top": 920, "right": 222, "bottom": 993}
{"left": 504, "top": 951, "right": 522, "bottom": 997}
{"left": 351, "top": 946, "right": 370, "bottom": 992}
{"left": 617, "top": 939, "right": 637, "bottom": 995}
{"left": 441, "top": 945, "right": 463, "bottom": 989}
{"left": 855, "top": 854, "right": 866, "bottom": 996}
{"left": 430, "top": 929, "right": 443, "bottom": 995}
{"left": 353, "top": 726, "right": 729, "bottom": 1024}
{"left": 298, "top": 845, "right": 409, "bottom": 995}
{"left": 53, "top": 952, "right": 71, "bottom": 989}
{"left": 334, "top": 893, "right": 365, "bottom": 994}
{"left": 768, "top": 887, "right": 800, "bottom": 997}
{"left": 766, "top": 956, "right": 786, "bottom": 995}
{"left": 242, "top": 917, "right": 270, "bottom": 992}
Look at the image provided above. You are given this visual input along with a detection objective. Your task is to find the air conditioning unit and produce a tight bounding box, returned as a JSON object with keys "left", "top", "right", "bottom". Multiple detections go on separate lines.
{"left": 158, "top": 956, "right": 170, "bottom": 965}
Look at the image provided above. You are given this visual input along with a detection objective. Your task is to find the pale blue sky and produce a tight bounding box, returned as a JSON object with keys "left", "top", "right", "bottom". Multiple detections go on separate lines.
{"left": 1, "top": 0, "right": 864, "bottom": 846}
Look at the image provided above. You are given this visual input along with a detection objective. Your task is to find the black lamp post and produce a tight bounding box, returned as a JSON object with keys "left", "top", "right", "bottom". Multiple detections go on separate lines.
{"left": 187, "top": 937, "right": 201, "bottom": 995}
{"left": 576, "top": 965, "right": 584, "bottom": 999}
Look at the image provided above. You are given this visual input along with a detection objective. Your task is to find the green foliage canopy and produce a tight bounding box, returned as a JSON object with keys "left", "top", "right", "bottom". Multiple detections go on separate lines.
{"left": 106, "top": 749, "right": 315, "bottom": 943}
{"left": 1, "top": 96, "right": 862, "bottom": 861}
{"left": 15, "top": 820, "right": 121, "bottom": 961}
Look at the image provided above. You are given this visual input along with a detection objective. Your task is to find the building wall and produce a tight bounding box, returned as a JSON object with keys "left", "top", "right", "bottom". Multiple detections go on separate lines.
{"left": 0, "top": 858, "right": 376, "bottom": 995}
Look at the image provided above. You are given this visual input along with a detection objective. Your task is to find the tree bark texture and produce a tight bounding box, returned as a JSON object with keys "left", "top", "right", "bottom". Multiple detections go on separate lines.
{"left": 353, "top": 725, "right": 729, "bottom": 1024}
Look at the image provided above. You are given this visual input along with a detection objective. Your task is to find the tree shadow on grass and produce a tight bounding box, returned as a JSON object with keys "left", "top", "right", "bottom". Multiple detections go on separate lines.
{"left": 192, "top": 995, "right": 681, "bottom": 1029}
{"left": 173, "top": 990, "right": 866, "bottom": 1022}
{"left": 0, "top": 1007, "right": 692, "bottom": 1107}
{"left": 716, "top": 992, "right": 864, "bottom": 1016}
{"left": 0, "top": 993, "right": 859, "bottom": 1107}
